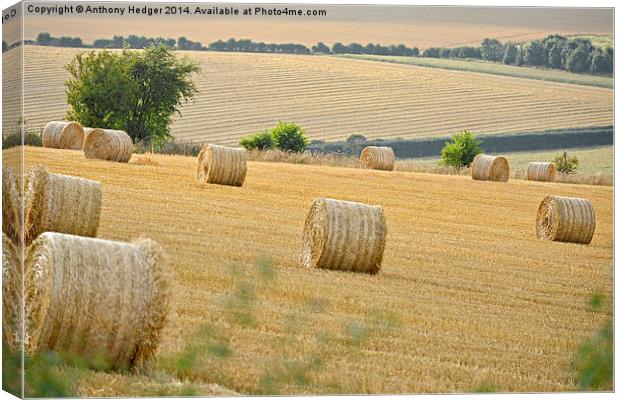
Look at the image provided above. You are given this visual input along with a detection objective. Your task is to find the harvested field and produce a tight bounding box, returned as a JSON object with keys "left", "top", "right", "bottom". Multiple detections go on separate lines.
{"left": 18, "top": 7, "right": 612, "bottom": 50}
{"left": 2, "top": 46, "right": 613, "bottom": 146}
{"left": 5, "top": 146, "right": 612, "bottom": 395}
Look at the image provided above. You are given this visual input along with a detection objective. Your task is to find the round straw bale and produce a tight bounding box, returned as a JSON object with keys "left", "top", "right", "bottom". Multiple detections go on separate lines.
{"left": 302, "top": 197, "right": 387, "bottom": 274}
{"left": 527, "top": 162, "right": 556, "bottom": 182}
{"left": 2, "top": 167, "right": 22, "bottom": 245}
{"left": 83, "top": 128, "right": 133, "bottom": 163}
{"left": 471, "top": 154, "right": 510, "bottom": 182}
{"left": 24, "top": 232, "right": 171, "bottom": 371}
{"left": 42, "top": 121, "right": 84, "bottom": 150}
{"left": 360, "top": 146, "right": 396, "bottom": 171}
{"left": 536, "top": 195, "right": 595, "bottom": 244}
{"left": 24, "top": 166, "right": 102, "bottom": 246}
{"left": 196, "top": 144, "right": 247, "bottom": 186}
{"left": 2, "top": 234, "right": 21, "bottom": 350}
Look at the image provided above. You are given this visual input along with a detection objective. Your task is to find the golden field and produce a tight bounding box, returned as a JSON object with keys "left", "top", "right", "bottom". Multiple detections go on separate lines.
{"left": 3, "top": 146, "right": 613, "bottom": 395}
{"left": 1, "top": 46, "right": 614, "bottom": 146}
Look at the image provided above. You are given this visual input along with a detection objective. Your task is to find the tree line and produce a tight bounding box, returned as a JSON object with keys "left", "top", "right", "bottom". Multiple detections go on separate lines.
{"left": 29, "top": 32, "right": 613, "bottom": 75}
{"left": 423, "top": 35, "right": 612, "bottom": 74}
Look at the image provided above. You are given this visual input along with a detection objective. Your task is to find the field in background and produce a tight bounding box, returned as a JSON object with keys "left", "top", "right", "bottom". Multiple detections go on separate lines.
{"left": 339, "top": 54, "right": 614, "bottom": 88}
{"left": 6, "top": 146, "right": 612, "bottom": 395}
{"left": 2, "top": 46, "right": 613, "bottom": 146}
{"left": 17, "top": 7, "right": 613, "bottom": 50}
{"left": 409, "top": 146, "right": 613, "bottom": 176}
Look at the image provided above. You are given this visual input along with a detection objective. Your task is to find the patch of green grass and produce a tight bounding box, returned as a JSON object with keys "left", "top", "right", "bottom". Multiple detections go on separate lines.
{"left": 408, "top": 146, "right": 613, "bottom": 176}
{"left": 337, "top": 54, "right": 613, "bottom": 89}
{"left": 573, "top": 321, "right": 613, "bottom": 391}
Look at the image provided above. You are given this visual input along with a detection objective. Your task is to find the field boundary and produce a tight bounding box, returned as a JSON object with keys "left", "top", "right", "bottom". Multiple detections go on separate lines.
{"left": 308, "top": 126, "right": 614, "bottom": 159}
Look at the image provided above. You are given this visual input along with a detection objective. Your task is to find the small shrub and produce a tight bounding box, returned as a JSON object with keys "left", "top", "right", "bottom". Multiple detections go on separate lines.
{"left": 440, "top": 130, "right": 483, "bottom": 168}
{"left": 240, "top": 129, "right": 275, "bottom": 150}
{"left": 553, "top": 152, "right": 579, "bottom": 174}
{"left": 2, "top": 132, "right": 42, "bottom": 149}
{"left": 271, "top": 121, "right": 309, "bottom": 153}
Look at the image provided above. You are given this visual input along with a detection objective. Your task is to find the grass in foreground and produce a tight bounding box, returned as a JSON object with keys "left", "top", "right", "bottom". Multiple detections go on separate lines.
{"left": 338, "top": 54, "right": 614, "bottom": 89}
{"left": 4, "top": 146, "right": 613, "bottom": 394}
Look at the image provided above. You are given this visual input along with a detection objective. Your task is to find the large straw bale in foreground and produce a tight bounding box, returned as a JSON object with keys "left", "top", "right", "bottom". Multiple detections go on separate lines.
{"left": 471, "top": 154, "right": 510, "bottom": 182}
{"left": 2, "top": 234, "right": 21, "bottom": 350}
{"left": 42, "top": 121, "right": 84, "bottom": 150}
{"left": 2, "top": 167, "right": 22, "bottom": 245}
{"left": 536, "top": 195, "right": 595, "bottom": 244}
{"left": 360, "top": 146, "right": 396, "bottom": 171}
{"left": 24, "top": 166, "right": 102, "bottom": 246}
{"left": 302, "top": 198, "right": 387, "bottom": 274}
{"left": 83, "top": 128, "right": 133, "bottom": 163}
{"left": 24, "top": 232, "right": 171, "bottom": 370}
{"left": 527, "top": 162, "right": 556, "bottom": 182}
{"left": 196, "top": 144, "right": 247, "bottom": 186}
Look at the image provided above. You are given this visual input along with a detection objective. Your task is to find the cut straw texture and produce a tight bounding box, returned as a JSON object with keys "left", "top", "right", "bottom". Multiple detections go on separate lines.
{"left": 2, "top": 167, "right": 22, "bottom": 245}
{"left": 536, "top": 195, "right": 595, "bottom": 244}
{"left": 83, "top": 128, "right": 133, "bottom": 163}
{"left": 527, "top": 162, "right": 556, "bottom": 182}
{"left": 2, "top": 234, "right": 21, "bottom": 351}
{"left": 24, "top": 232, "right": 171, "bottom": 371}
{"left": 196, "top": 144, "right": 247, "bottom": 186}
{"left": 42, "top": 121, "right": 85, "bottom": 150}
{"left": 24, "top": 166, "right": 102, "bottom": 246}
{"left": 471, "top": 154, "right": 510, "bottom": 182}
{"left": 302, "top": 198, "right": 387, "bottom": 274}
{"left": 360, "top": 146, "right": 396, "bottom": 171}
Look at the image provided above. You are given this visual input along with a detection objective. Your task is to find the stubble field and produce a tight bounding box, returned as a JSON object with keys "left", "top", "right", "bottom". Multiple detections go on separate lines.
{"left": 2, "top": 46, "right": 614, "bottom": 146}
{"left": 4, "top": 146, "right": 613, "bottom": 395}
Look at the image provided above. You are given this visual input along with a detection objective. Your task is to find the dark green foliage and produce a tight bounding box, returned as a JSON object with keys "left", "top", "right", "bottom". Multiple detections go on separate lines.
{"left": 590, "top": 47, "right": 613, "bottom": 74}
{"left": 440, "top": 130, "right": 483, "bottom": 168}
{"left": 524, "top": 40, "right": 547, "bottom": 66}
{"left": 455, "top": 46, "right": 482, "bottom": 59}
{"left": 573, "top": 321, "right": 612, "bottom": 391}
{"left": 553, "top": 152, "right": 579, "bottom": 174}
{"left": 2, "top": 132, "right": 42, "bottom": 149}
{"left": 65, "top": 44, "right": 199, "bottom": 145}
{"left": 271, "top": 122, "right": 309, "bottom": 152}
{"left": 481, "top": 38, "right": 505, "bottom": 62}
{"left": 239, "top": 130, "right": 275, "bottom": 150}
{"left": 239, "top": 122, "right": 309, "bottom": 152}
{"left": 312, "top": 42, "right": 331, "bottom": 54}
{"left": 36, "top": 32, "right": 83, "bottom": 48}
{"left": 502, "top": 43, "right": 518, "bottom": 64}
{"left": 565, "top": 45, "right": 592, "bottom": 73}
{"left": 422, "top": 47, "right": 441, "bottom": 58}
{"left": 547, "top": 44, "right": 565, "bottom": 69}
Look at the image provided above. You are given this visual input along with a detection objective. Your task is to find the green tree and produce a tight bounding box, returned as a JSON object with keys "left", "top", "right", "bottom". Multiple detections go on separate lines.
{"left": 312, "top": 42, "right": 331, "bottom": 54}
{"left": 240, "top": 130, "right": 275, "bottom": 150}
{"left": 65, "top": 44, "right": 200, "bottom": 145}
{"left": 524, "top": 40, "right": 547, "bottom": 66}
{"left": 553, "top": 152, "right": 579, "bottom": 174}
{"left": 271, "top": 122, "right": 309, "bottom": 152}
{"left": 440, "top": 130, "right": 483, "bottom": 168}
{"left": 590, "top": 47, "right": 613, "bottom": 74}
{"left": 502, "top": 42, "right": 518, "bottom": 64}
{"left": 565, "top": 45, "right": 591, "bottom": 73}
{"left": 480, "top": 38, "right": 504, "bottom": 62}
{"left": 36, "top": 32, "right": 52, "bottom": 45}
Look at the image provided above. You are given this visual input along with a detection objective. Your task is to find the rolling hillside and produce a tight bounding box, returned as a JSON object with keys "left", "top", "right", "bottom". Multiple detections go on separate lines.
{"left": 3, "top": 146, "right": 613, "bottom": 394}
{"left": 2, "top": 46, "right": 613, "bottom": 146}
